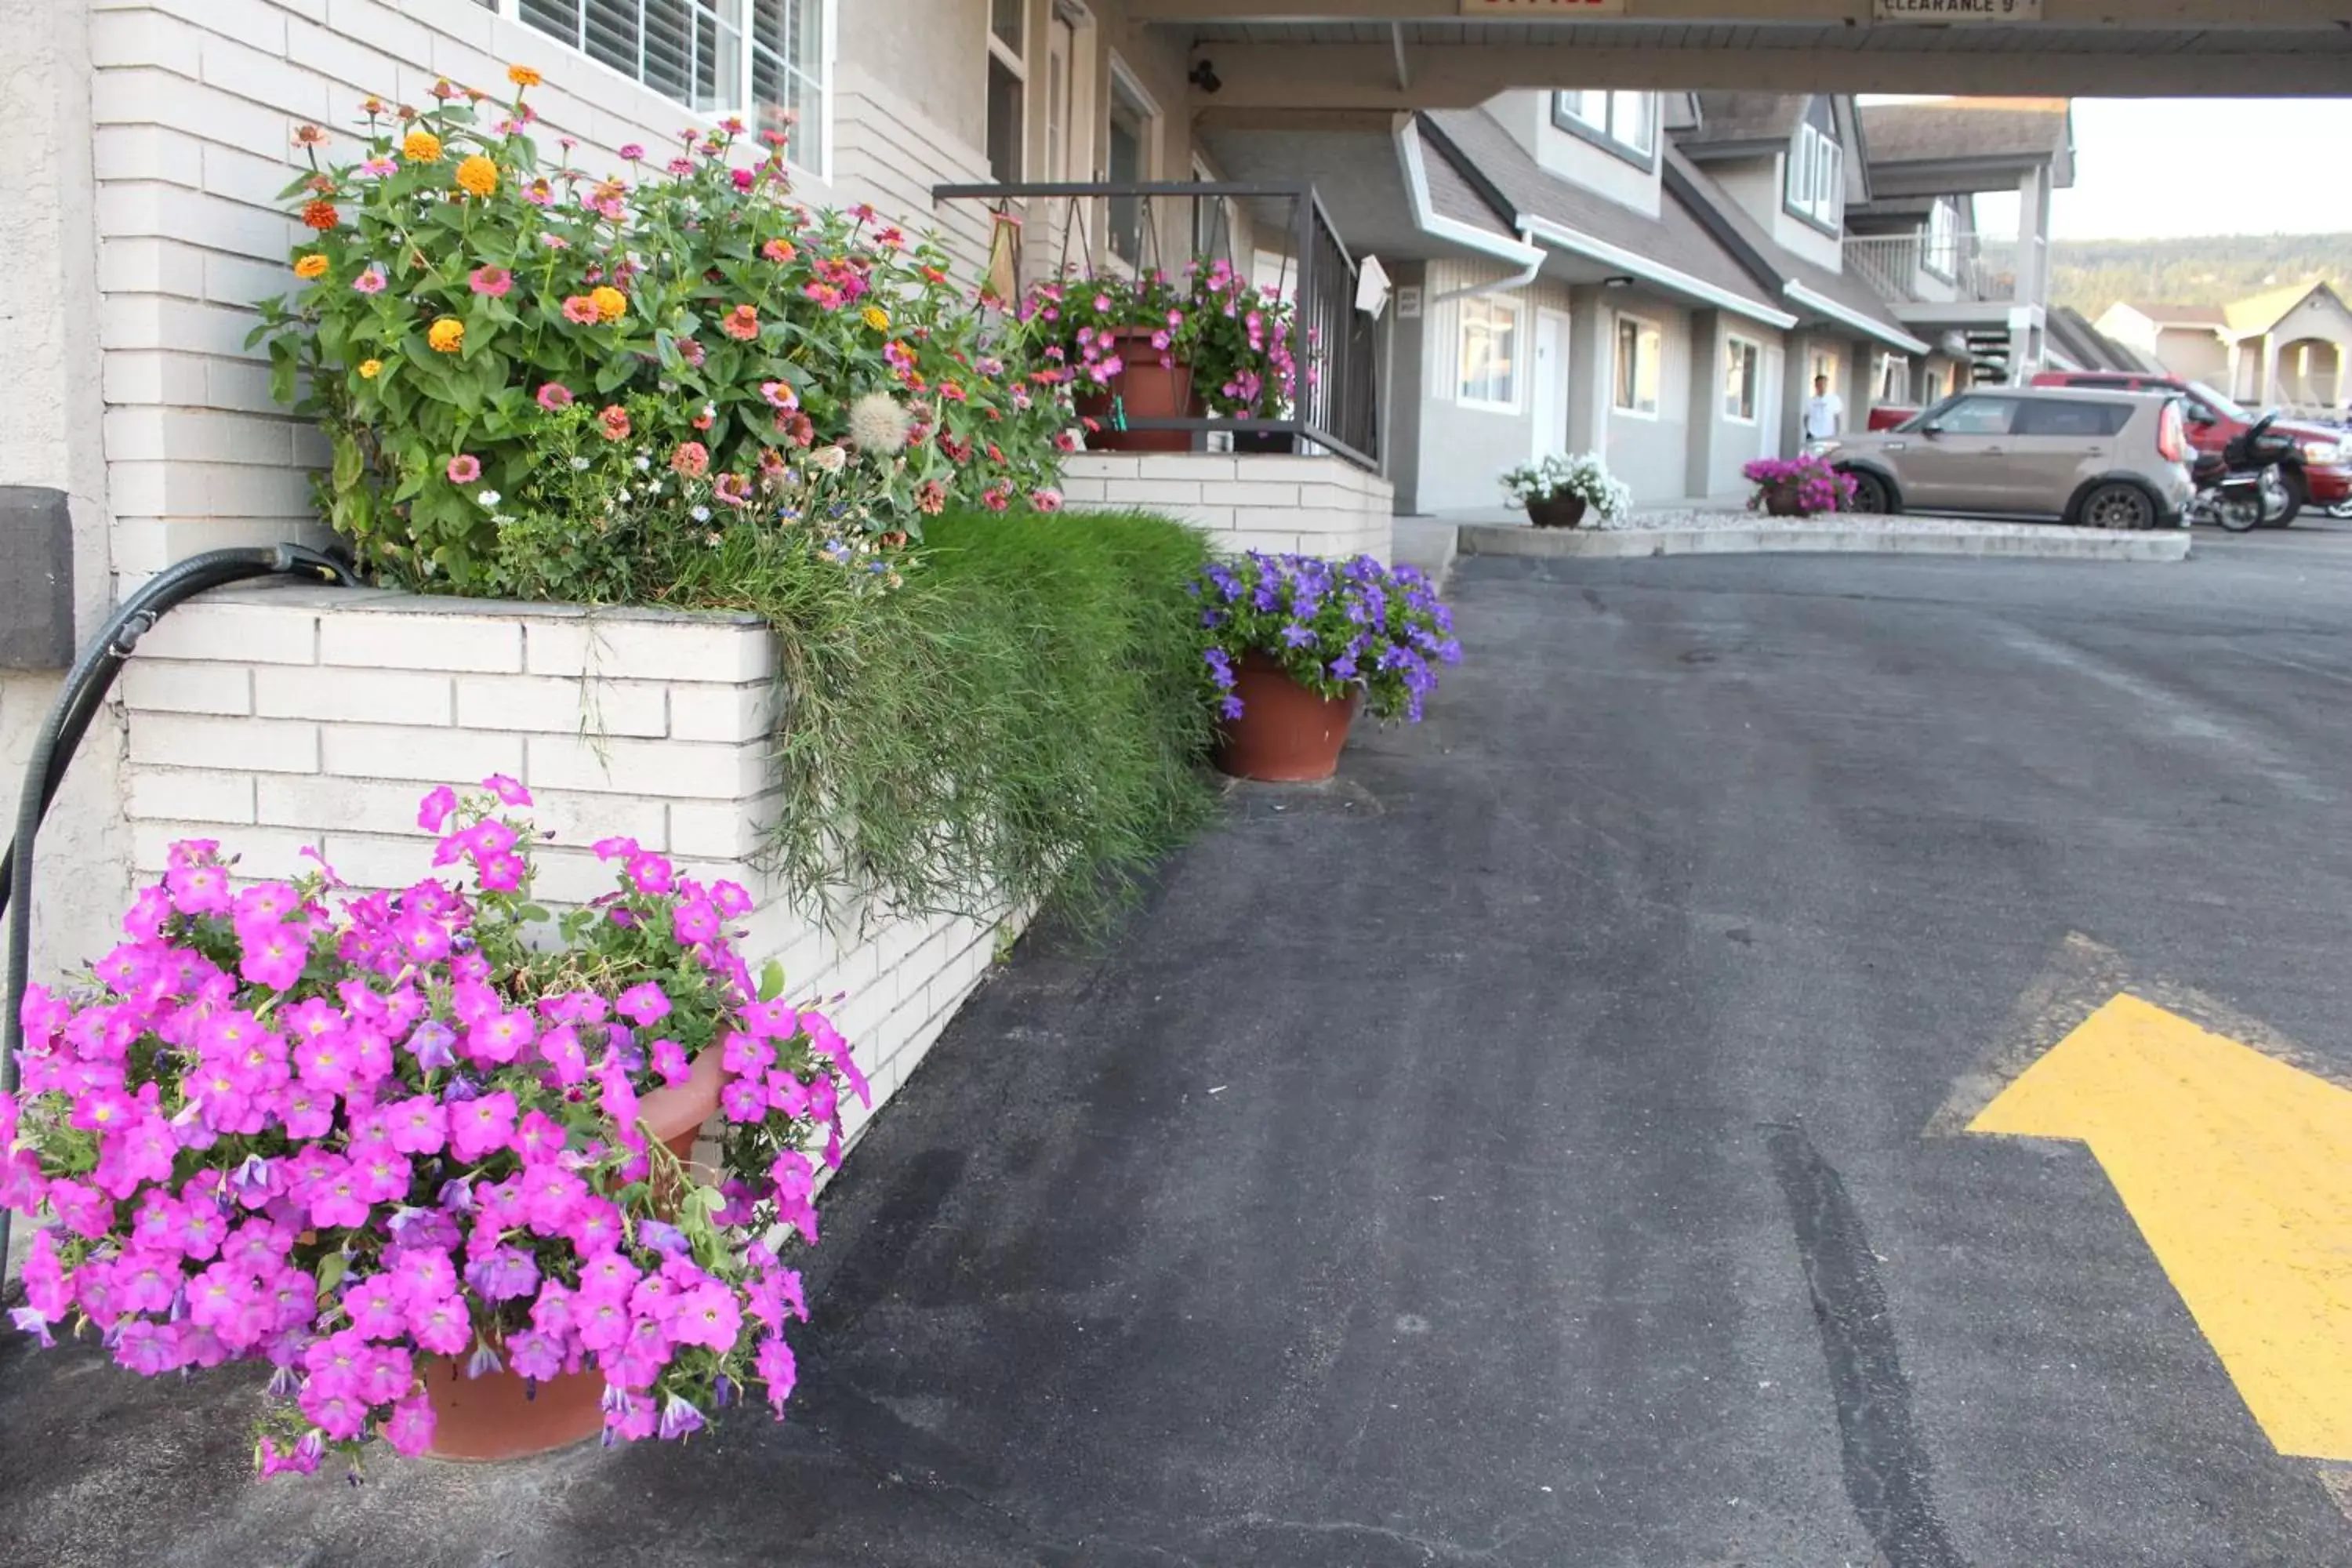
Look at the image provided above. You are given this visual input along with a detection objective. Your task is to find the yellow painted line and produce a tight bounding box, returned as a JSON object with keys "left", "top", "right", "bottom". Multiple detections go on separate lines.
{"left": 1969, "top": 993, "right": 2352, "bottom": 1462}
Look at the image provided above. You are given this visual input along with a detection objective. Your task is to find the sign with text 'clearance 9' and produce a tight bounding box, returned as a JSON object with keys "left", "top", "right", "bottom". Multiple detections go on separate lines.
{"left": 1459, "top": 0, "right": 1628, "bottom": 14}
{"left": 1874, "top": 0, "right": 2041, "bottom": 19}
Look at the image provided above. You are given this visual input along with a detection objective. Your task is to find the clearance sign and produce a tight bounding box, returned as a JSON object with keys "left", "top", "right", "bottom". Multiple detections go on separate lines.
{"left": 1874, "top": 0, "right": 2041, "bottom": 16}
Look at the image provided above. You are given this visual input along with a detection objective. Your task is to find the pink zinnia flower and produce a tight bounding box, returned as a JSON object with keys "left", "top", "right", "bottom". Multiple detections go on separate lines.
{"left": 535, "top": 382, "right": 573, "bottom": 411}
{"left": 469, "top": 264, "right": 512, "bottom": 297}
{"left": 351, "top": 264, "right": 387, "bottom": 294}
{"left": 670, "top": 441, "right": 709, "bottom": 478}
{"left": 446, "top": 455, "right": 481, "bottom": 485}
{"left": 731, "top": 166, "right": 756, "bottom": 192}
{"left": 1031, "top": 488, "right": 1064, "bottom": 513}
{"left": 619, "top": 142, "right": 645, "bottom": 161}
{"left": 561, "top": 294, "right": 601, "bottom": 325}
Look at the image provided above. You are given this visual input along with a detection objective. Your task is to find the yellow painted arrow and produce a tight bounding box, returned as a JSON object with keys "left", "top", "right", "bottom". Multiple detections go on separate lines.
{"left": 1969, "top": 993, "right": 2352, "bottom": 1461}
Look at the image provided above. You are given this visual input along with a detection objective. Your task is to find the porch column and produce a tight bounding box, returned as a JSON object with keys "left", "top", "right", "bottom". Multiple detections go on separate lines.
{"left": 2259, "top": 336, "right": 2281, "bottom": 408}
{"left": 1686, "top": 309, "right": 1722, "bottom": 501}
{"left": 1565, "top": 285, "right": 1610, "bottom": 458}
{"left": 1780, "top": 333, "right": 1812, "bottom": 454}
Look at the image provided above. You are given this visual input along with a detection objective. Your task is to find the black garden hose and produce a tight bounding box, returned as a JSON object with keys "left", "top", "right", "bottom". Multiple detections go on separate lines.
{"left": 1, "top": 543, "right": 352, "bottom": 1287}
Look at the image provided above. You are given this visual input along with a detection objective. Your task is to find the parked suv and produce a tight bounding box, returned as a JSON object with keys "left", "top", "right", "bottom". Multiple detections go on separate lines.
{"left": 1819, "top": 386, "right": 2193, "bottom": 529}
{"left": 2030, "top": 370, "right": 2350, "bottom": 524}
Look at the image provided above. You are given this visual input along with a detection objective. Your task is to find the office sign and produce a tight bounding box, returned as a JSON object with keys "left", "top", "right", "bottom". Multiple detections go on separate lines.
{"left": 1874, "top": 0, "right": 2041, "bottom": 20}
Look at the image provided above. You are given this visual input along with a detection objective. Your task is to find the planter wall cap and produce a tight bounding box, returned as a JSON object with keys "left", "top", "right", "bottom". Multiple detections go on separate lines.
{"left": 205, "top": 583, "right": 766, "bottom": 628}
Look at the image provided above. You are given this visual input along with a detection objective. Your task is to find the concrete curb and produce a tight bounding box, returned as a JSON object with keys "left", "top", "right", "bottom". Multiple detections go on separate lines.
{"left": 1458, "top": 522, "right": 2193, "bottom": 564}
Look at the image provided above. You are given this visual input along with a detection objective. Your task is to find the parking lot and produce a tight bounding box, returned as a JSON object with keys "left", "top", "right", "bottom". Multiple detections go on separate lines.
{"left": 6, "top": 527, "right": 2352, "bottom": 1566}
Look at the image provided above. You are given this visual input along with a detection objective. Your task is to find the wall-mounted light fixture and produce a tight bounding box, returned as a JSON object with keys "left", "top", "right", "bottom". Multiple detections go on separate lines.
{"left": 1189, "top": 60, "right": 1222, "bottom": 94}
{"left": 1602, "top": 274, "right": 1637, "bottom": 289}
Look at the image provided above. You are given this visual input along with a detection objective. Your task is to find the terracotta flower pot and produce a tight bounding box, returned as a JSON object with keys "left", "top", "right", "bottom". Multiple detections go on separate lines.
{"left": 1214, "top": 652, "right": 1362, "bottom": 783}
{"left": 1076, "top": 327, "right": 1200, "bottom": 453}
{"left": 1526, "top": 494, "right": 1588, "bottom": 530}
{"left": 422, "top": 1047, "right": 730, "bottom": 1462}
{"left": 1763, "top": 487, "right": 1809, "bottom": 518}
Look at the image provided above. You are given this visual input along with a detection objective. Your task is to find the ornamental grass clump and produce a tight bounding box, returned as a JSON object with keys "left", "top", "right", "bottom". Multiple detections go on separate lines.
{"left": 1742, "top": 453, "right": 1856, "bottom": 517}
{"left": 0, "top": 779, "right": 866, "bottom": 1476}
{"left": 1195, "top": 554, "right": 1462, "bottom": 724}
{"left": 256, "top": 67, "right": 1069, "bottom": 586}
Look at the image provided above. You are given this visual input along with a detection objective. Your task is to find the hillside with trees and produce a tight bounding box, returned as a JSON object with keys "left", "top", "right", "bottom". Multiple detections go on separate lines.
{"left": 2051, "top": 234, "right": 2352, "bottom": 314}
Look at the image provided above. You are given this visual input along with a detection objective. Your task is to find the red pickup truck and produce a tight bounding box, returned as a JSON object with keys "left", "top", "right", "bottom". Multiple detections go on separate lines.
{"left": 2028, "top": 371, "right": 2350, "bottom": 524}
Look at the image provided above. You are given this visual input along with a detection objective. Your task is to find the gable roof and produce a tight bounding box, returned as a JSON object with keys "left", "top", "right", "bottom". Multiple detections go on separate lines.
{"left": 2223, "top": 279, "right": 2346, "bottom": 336}
{"left": 1418, "top": 108, "right": 1794, "bottom": 328}
{"left": 1681, "top": 93, "right": 1810, "bottom": 151}
{"left": 1661, "top": 143, "right": 1927, "bottom": 354}
{"left": 2115, "top": 301, "right": 2226, "bottom": 328}
{"left": 1857, "top": 99, "right": 2071, "bottom": 168}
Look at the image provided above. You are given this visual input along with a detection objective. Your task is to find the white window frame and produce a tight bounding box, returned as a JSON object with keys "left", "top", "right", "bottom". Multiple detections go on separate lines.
{"left": 1723, "top": 333, "right": 1761, "bottom": 424}
{"left": 1923, "top": 197, "right": 1958, "bottom": 281}
{"left": 485, "top": 0, "right": 837, "bottom": 183}
{"left": 1788, "top": 120, "right": 1842, "bottom": 230}
{"left": 1613, "top": 311, "right": 1662, "bottom": 419}
{"left": 1456, "top": 292, "right": 1526, "bottom": 414}
{"left": 986, "top": 0, "right": 1029, "bottom": 183}
{"left": 1102, "top": 53, "right": 1160, "bottom": 272}
{"left": 1876, "top": 352, "right": 1909, "bottom": 405}
{"left": 1552, "top": 89, "right": 1657, "bottom": 165}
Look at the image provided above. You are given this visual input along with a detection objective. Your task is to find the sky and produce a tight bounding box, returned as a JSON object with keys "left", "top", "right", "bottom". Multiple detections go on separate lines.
{"left": 1867, "top": 98, "right": 2352, "bottom": 242}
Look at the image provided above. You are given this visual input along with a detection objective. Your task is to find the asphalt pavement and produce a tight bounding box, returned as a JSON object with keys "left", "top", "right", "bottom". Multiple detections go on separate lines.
{"left": 6, "top": 527, "right": 2352, "bottom": 1566}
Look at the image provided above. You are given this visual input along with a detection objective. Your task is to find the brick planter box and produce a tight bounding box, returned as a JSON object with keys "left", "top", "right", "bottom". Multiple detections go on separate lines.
{"left": 1061, "top": 452, "right": 1393, "bottom": 561}
{"left": 122, "top": 582, "right": 1011, "bottom": 1148}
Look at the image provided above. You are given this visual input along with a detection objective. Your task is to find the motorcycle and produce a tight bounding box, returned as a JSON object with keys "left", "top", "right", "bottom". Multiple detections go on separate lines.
{"left": 2187, "top": 412, "right": 2299, "bottom": 533}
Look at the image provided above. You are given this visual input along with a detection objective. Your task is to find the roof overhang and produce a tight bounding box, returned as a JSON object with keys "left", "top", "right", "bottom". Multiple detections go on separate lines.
{"left": 1160, "top": 5, "right": 2352, "bottom": 107}
{"left": 1518, "top": 214, "right": 1798, "bottom": 331}
{"left": 1787, "top": 281, "right": 1932, "bottom": 354}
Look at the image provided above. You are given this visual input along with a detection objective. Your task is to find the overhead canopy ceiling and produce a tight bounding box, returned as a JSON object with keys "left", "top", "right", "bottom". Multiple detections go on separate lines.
{"left": 1134, "top": 2, "right": 2352, "bottom": 101}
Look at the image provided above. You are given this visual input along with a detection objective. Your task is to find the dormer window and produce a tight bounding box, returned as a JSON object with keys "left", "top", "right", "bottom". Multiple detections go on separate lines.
{"left": 1553, "top": 91, "right": 1657, "bottom": 166}
{"left": 1788, "top": 120, "right": 1843, "bottom": 230}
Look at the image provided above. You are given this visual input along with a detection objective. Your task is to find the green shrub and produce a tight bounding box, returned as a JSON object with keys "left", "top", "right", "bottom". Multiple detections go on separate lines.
{"left": 644, "top": 510, "right": 1219, "bottom": 930}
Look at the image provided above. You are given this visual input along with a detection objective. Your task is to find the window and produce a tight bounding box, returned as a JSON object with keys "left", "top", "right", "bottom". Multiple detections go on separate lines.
{"left": 1457, "top": 295, "right": 1523, "bottom": 411}
{"left": 1923, "top": 198, "right": 1958, "bottom": 281}
{"left": 1105, "top": 64, "right": 1154, "bottom": 266}
{"left": 1552, "top": 89, "right": 1657, "bottom": 164}
{"left": 985, "top": 0, "right": 1025, "bottom": 183}
{"left": 1613, "top": 314, "right": 1662, "bottom": 417}
{"left": 1932, "top": 395, "right": 2019, "bottom": 436}
{"left": 1724, "top": 336, "right": 1760, "bottom": 423}
{"left": 1788, "top": 122, "right": 1842, "bottom": 230}
{"left": 2015, "top": 398, "right": 2133, "bottom": 437}
{"left": 1192, "top": 156, "right": 1232, "bottom": 262}
{"left": 506, "top": 2, "right": 831, "bottom": 172}
{"left": 1876, "top": 354, "right": 1908, "bottom": 404}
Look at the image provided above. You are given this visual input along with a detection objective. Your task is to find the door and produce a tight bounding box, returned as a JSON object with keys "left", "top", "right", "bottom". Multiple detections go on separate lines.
{"left": 1886, "top": 392, "right": 2020, "bottom": 512}
{"left": 1758, "top": 346, "right": 1784, "bottom": 460}
{"left": 1531, "top": 310, "right": 1570, "bottom": 464}
{"left": 2009, "top": 396, "right": 2130, "bottom": 517}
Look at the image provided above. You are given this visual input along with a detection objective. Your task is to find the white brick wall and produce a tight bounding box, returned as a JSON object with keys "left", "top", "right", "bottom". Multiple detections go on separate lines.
{"left": 121, "top": 582, "right": 1018, "bottom": 1157}
{"left": 1062, "top": 452, "right": 1396, "bottom": 563}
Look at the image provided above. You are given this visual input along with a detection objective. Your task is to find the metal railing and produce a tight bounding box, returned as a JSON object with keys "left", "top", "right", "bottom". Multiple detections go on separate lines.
{"left": 929, "top": 180, "right": 1381, "bottom": 472}
{"left": 1844, "top": 231, "right": 2038, "bottom": 307}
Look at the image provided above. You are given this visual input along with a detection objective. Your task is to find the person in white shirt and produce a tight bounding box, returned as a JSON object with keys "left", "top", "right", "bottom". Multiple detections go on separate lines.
{"left": 1803, "top": 374, "right": 1845, "bottom": 442}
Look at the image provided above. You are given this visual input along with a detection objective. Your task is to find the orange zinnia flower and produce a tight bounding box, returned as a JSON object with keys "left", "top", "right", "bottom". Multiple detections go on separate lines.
{"left": 455, "top": 154, "right": 498, "bottom": 198}
{"left": 720, "top": 303, "right": 759, "bottom": 341}
{"left": 507, "top": 64, "right": 542, "bottom": 88}
{"left": 300, "top": 200, "right": 339, "bottom": 231}
{"left": 292, "top": 124, "right": 328, "bottom": 147}
{"left": 293, "top": 253, "right": 328, "bottom": 280}
{"left": 401, "top": 129, "right": 443, "bottom": 162}
{"left": 589, "top": 285, "right": 627, "bottom": 323}
{"left": 427, "top": 317, "right": 465, "bottom": 354}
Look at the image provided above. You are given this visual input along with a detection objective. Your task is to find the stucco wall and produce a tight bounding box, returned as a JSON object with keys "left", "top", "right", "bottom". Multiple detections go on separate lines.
{"left": 1401, "top": 260, "right": 1582, "bottom": 515}
{"left": 2, "top": 0, "right": 127, "bottom": 980}
{"left": 1708, "top": 321, "right": 1784, "bottom": 495}
{"left": 1599, "top": 299, "right": 1693, "bottom": 504}
{"left": 2156, "top": 326, "right": 2228, "bottom": 386}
